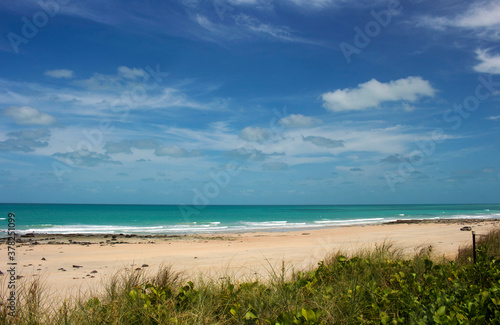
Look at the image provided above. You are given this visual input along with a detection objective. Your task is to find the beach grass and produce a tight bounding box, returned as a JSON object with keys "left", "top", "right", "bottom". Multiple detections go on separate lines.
{"left": 2, "top": 230, "right": 500, "bottom": 324}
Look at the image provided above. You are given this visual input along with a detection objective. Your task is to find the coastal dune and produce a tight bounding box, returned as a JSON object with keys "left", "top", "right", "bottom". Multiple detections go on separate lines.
{"left": 2, "top": 219, "right": 499, "bottom": 299}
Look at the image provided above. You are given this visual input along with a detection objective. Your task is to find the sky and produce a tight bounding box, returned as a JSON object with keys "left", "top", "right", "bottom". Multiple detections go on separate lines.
{"left": 0, "top": 0, "right": 499, "bottom": 205}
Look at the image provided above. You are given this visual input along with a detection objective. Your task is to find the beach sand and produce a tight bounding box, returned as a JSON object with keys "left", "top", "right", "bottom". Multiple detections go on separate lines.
{"left": 1, "top": 219, "right": 499, "bottom": 300}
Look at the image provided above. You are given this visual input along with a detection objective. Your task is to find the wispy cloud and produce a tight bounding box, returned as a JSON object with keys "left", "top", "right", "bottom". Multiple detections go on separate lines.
{"left": 53, "top": 151, "right": 122, "bottom": 167}
{"left": 0, "top": 66, "right": 211, "bottom": 119}
{"left": 474, "top": 49, "right": 500, "bottom": 74}
{"left": 302, "top": 135, "right": 344, "bottom": 148}
{"left": 456, "top": 2, "right": 500, "bottom": 29}
{"left": 104, "top": 139, "right": 160, "bottom": 154}
{"left": 234, "top": 14, "right": 319, "bottom": 44}
{"left": 416, "top": 1, "right": 500, "bottom": 39}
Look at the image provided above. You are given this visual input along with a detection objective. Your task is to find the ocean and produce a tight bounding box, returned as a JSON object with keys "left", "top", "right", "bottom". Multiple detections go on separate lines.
{"left": 1, "top": 204, "right": 499, "bottom": 236}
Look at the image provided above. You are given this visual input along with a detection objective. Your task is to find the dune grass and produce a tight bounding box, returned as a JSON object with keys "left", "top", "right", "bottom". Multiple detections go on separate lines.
{"left": 2, "top": 231, "right": 500, "bottom": 324}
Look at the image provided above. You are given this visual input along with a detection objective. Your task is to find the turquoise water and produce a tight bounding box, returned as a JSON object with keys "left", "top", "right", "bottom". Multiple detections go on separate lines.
{"left": 1, "top": 204, "right": 499, "bottom": 236}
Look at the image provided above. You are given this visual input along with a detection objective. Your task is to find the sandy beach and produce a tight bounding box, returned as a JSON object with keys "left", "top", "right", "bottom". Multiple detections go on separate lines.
{"left": 1, "top": 219, "right": 499, "bottom": 299}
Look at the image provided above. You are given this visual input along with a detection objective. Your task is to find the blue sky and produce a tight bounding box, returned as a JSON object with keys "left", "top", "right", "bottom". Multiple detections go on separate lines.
{"left": 0, "top": 0, "right": 499, "bottom": 205}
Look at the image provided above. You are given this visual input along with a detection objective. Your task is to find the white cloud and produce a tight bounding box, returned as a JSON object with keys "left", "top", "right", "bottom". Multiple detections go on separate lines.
{"left": 0, "top": 70, "right": 207, "bottom": 113}
{"left": 191, "top": 11, "right": 322, "bottom": 45}
{"left": 302, "top": 135, "right": 344, "bottom": 148}
{"left": 454, "top": 1, "right": 500, "bottom": 29}
{"left": 321, "top": 77, "right": 435, "bottom": 112}
{"left": 287, "top": 0, "right": 385, "bottom": 9}
{"left": 2, "top": 106, "right": 58, "bottom": 125}
{"left": 53, "top": 151, "right": 122, "bottom": 167}
{"left": 278, "top": 114, "right": 322, "bottom": 128}
{"left": 235, "top": 14, "right": 319, "bottom": 44}
{"left": 154, "top": 145, "right": 204, "bottom": 158}
{"left": 117, "top": 66, "right": 148, "bottom": 79}
{"left": 487, "top": 115, "right": 500, "bottom": 120}
{"left": 228, "top": 0, "right": 264, "bottom": 5}
{"left": 417, "top": 1, "right": 500, "bottom": 39}
{"left": 474, "top": 49, "right": 500, "bottom": 74}
{"left": 73, "top": 66, "right": 147, "bottom": 90}
{"left": 288, "top": 0, "right": 335, "bottom": 8}
{"left": 239, "top": 126, "right": 270, "bottom": 142}
{"left": 45, "top": 69, "right": 74, "bottom": 79}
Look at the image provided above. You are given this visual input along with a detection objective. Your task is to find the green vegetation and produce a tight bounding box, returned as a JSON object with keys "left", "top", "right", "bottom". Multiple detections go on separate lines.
{"left": 2, "top": 230, "right": 500, "bottom": 324}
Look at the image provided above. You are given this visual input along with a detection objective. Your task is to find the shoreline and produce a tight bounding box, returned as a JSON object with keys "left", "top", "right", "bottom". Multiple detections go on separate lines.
{"left": 1, "top": 218, "right": 499, "bottom": 299}
{"left": 2, "top": 218, "right": 499, "bottom": 244}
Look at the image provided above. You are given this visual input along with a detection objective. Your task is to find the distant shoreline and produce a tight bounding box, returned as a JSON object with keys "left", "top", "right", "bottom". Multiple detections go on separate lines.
{"left": 1, "top": 218, "right": 498, "bottom": 245}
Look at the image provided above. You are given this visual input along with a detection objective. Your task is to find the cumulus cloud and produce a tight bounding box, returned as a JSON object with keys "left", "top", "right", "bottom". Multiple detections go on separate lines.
{"left": 44, "top": 69, "right": 74, "bottom": 78}
{"left": 2, "top": 106, "right": 58, "bottom": 126}
{"left": 321, "top": 77, "right": 435, "bottom": 112}
{"left": 262, "top": 162, "right": 288, "bottom": 171}
{"left": 474, "top": 49, "right": 500, "bottom": 74}
{"left": 53, "top": 151, "right": 122, "bottom": 167}
{"left": 302, "top": 135, "right": 344, "bottom": 148}
{"left": 278, "top": 114, "right": 322, "bottom": 128}
{"left": 0, "top": 129, "right": 51, "bottom": 152}
{"left": 239, "top": 127, "right": 270, "bottom": 142}
{"left": 104, "top": 139, "right": 160, "bottom": 154}
{"left": 154, "top": 145, "right": 204, "bottom": 158}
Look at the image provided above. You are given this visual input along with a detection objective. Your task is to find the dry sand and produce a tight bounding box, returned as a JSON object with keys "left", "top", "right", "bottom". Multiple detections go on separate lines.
{"left": 1, "top": 219, "right": 499, "bottom": 299}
